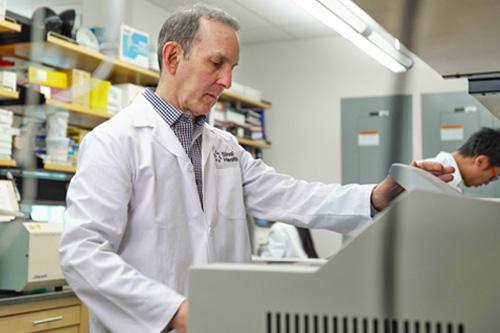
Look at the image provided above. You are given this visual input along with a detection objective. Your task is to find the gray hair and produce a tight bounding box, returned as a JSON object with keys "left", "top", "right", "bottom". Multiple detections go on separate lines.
{"left": 157, "top": 3, "right": 240, "bottom": 71}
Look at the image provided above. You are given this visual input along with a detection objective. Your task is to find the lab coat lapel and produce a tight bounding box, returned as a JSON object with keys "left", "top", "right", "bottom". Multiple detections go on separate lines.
{"left": 130, "top": 94, "right": 187, "bottom": 160}
{"left": 202, "top": 126, "right": 215, "bottom": 169}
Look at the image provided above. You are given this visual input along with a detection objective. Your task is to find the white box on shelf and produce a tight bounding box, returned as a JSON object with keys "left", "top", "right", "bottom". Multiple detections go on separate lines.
{"left": 228, "top": 81, "right": 245, "bottom": 96}
{"left": 113, "top": 83, "right": 144, "bottom": 109}
{"left": 226, "top": 109, "right": 246, "bottom": 126}
{"left": 244, "top": 86, "right": 262, "bottom": 102}
{"left": 0, "top": 71, "right": 16, "bottom": 92}
{"left": 213, "top": 110, "right": 225, "bottom": 122}
{"left": 107, "top": 85, "right": 123, "bottom": 114}
{"left": 119, "top": 24, "right": 150, "bottom": 69}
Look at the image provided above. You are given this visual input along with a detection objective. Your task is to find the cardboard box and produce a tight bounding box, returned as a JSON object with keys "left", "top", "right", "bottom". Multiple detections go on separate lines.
{"left": 28, "top": 67, "right": 67, "bottom": 89}
{"left": 90, "top": 78, "right": 111, "bottom": 112}
{"left": 0, "top": 71, "right": 16, "bottom": 92}
{"left": 61, "top": 69, "right": 91, "bottom": 106}
{"left": 119, "top": 24, "right": 150, "bottom": 68}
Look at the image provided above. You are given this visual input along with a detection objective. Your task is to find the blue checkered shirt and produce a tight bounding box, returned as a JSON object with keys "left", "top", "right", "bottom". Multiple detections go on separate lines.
{"left": 143, "top": 88, "right": 205, "bottom": 209}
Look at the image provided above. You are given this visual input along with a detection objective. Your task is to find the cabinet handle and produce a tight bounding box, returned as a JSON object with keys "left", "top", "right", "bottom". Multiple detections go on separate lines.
{"left": 32, "top": 316, "right": 63, "bottom": 325}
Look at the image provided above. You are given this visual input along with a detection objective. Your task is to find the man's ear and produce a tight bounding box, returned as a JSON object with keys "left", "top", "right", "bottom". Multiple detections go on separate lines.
{"left": 162, "top": 42, "right": 182, "bottom": 75}
{"left": 474, "top": 154, "right": 490, "bottom": 170}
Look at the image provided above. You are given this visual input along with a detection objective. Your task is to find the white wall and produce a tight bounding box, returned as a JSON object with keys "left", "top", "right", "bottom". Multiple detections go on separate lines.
{"left": 233, "top": 35, "right": 467, "bottom": 184}
{"left": 129, "top": 0, "right": 170, "bottom": 44}
{"left": 82, "top": 0, "right": 130, "bottom": 43}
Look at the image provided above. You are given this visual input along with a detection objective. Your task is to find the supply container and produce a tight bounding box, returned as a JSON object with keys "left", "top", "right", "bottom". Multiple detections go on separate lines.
{"left": 46, "top": 109, "right": 69, "bottom": 138}
{"left": 46, "top": 137, "right": 70, "bottom": 164}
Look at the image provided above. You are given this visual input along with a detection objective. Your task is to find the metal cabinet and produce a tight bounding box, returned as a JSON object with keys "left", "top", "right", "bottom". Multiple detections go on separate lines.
{"left": 342, "top": 95, "right": 412, "bottom": 184}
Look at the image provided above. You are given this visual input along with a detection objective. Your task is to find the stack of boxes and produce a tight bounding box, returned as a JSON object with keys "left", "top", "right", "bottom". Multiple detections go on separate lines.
{"left": 245, "top": 110, "right": 264, "bottom": 140}
{"left": 208, "top": 102, "right": 266, "bottom": 141}
{"left": 20, "top": 66, "right": 147, "bottom": 165}
{"left": 28, "top": 66, "right": 68, "bottom": 100}
{"left": 45, "top": 108, "right": 70, "bottom": 165}
{"left": 0, "top": 108, "right": 16, "bottom": 160}
{"left": 28, "top": 66, "right": 114, "bottom": 114}
{"left": 27, "top": 66, "right": 144, "bottom": 115}
{"left": 67, "top": 127, "right": 89, "bottom": 165}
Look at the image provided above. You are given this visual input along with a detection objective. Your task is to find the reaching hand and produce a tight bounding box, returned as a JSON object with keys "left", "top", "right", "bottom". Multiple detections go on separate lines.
{"left": 371, "top": 161, "right": 455, "bottom": 211}
{"left": 409, "top": 160, "right": 455, "bottom": 182}
{"left": 170, "top": 301, "right": 188, "bottom": 333}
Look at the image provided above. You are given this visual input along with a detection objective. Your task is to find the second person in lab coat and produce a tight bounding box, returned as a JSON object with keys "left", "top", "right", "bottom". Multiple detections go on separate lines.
{"left": 424, "top": 127, "right": 500, "bottom": 192}
{"left": 59, "top": 4, "right": 454, "bottom": 333}
{"left": 260, "top": 222, "right": 319, "bottom": 259}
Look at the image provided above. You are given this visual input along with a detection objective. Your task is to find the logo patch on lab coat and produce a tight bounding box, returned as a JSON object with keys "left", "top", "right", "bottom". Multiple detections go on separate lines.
{"left": 214, "top": 150, "right": 239, "bottom": 168}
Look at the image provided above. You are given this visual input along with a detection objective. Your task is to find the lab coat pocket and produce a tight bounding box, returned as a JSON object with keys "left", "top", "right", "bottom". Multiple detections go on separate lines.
{"left": 216, "top": 167, "right": 246, "bottom": 220}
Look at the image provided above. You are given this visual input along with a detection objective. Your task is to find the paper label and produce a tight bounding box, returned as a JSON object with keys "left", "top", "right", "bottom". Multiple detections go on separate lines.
{"left": 358, "top": 130, "right": 380, "bottom": 146}
{"left": 440, "top": 125, "right": 464, "bottom": 141}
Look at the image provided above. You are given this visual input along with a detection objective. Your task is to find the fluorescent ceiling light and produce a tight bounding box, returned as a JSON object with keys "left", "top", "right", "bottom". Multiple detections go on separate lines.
{"left": 294, "top": 0, "right": 413, "bottom": 73}
{"left": 352, "top": 34, "right": 407, "bottom": 73}
{"left": 294, "top": 0, "right": 361, "bottom": 39}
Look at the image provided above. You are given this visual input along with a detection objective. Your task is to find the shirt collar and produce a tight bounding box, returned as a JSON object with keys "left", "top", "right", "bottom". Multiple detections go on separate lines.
{"left": 143, "top": 88, "right": 206, "bottom": 127}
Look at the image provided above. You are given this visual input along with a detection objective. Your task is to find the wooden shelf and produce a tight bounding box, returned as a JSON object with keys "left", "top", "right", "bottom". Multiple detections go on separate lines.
{"left": 0, "top": 32, "right": 159, "bottom": 85}
{"left": 46, "top": 99, "right": 112, "bottom": 119}
{"left": 46, "top": 99, "right": 112, "bottom": 128}
{"left": 222, "top": 90, "right": 271, "bottom": 109}
{"left": 43, "top": 163, "right": 76, "bottom": 173}
{"left": 0, "top": 89, "right": 19, "bottom": 100}
{"left": 0, "top": 20, "right": 21, "bottom": 33}
{"left": 237, "top": 137, "right": 271, "bottom": 149}
{"left": 0, "top": 159, "right": 16, "bottom": 167}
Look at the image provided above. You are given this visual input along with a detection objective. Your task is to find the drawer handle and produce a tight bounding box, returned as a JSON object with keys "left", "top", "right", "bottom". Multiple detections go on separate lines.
{"left": 32, "top": 316, "right": 64, "bottom": 325}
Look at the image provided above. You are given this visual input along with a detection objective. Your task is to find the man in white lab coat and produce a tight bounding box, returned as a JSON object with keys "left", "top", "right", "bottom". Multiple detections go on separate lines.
{"left": 59, "top": 4, "right": 453, "bottom": 333}
{"left": 425, "top": 127, "right": 500, "bottom": 192}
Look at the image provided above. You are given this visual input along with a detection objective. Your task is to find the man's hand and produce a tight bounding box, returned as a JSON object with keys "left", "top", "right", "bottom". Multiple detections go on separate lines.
{"left": 371, "top": 161, "right": 455, "bottom": 211}
{"left": 170, "top": 301, "right": 188, "bottom": 333}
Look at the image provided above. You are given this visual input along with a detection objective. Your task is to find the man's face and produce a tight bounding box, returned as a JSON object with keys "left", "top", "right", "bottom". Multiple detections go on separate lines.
{"left": 173, "top": 18, "right": 240, "bottom": 117}
{"left": 463, "top": 155, "right": 500, "bottom": 187}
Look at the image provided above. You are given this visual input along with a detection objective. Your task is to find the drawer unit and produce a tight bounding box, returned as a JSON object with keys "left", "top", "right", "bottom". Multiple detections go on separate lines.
{"left": 0, "top": 295, "right": 88, "bottom": 333}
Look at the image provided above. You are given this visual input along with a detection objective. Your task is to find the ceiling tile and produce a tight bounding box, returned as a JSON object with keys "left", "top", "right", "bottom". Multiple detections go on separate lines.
{"left": 282, "top": 22, "right": 338, "bottom": 39}
{"left": 238, "top": 26, "right": 294, "bottom": 45}
{"left": 234, "top": 0, "right": 317, "bottom": 26}
{"left": 215, "top": 0, "right": 271, "bottom": 29}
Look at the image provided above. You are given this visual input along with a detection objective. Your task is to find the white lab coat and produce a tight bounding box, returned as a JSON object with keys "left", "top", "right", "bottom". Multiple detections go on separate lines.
{"left": 59, "top": 94, "right": 375, "bottom": 333}
{"left": 260, "top": 222, "right": 308, "bottom": 259}
{"left": 423, "top": 151, "right": 464, "bottom": 192}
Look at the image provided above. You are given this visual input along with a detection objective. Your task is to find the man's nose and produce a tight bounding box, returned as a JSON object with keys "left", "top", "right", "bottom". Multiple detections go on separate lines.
{"left": 217, "top": 66, "right": 232, "bottom": 89}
